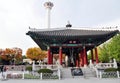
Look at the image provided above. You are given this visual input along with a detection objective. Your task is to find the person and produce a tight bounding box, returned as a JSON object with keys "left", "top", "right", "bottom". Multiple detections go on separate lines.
{"left": 1, "top": 65, "right": 4, "bottom": 72}
{"left": 21, "top": 66, "right": 24, "bottom": 71}
{"left": 3, "top": 66, "right": 7, "bottom": 72}
{"left": 71, "top": 61, "right": 74, "bottom": 68}
{"left": 1, "top": 65, "right": 4, "bottom": 77}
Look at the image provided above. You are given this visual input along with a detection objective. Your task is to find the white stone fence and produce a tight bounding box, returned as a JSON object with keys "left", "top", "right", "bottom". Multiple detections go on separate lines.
{"left": 0, "top": 69, "right": 61, "bottom": 80}
{"left": 89, "top": 59, "right": 118, "bottom": 69}
{"left": 92, "top": 67, "right": 120, "bottom": 78}
{"left": 32, "top": 61, "right": 61, "bottom": 71}
{"left": 0, "top": 71, "right": 29, "bottom": 79}
{"left": 33, "top": 65, "right": 59, "bottom": 71}
{"left": 95, "top": 63, "right": 115, "bottom": 69}
{"left": 99, "top": 71, "right": 120, "bottom": 78}
{"left": 89, "top": 59, "right": 119, "bottom": 78}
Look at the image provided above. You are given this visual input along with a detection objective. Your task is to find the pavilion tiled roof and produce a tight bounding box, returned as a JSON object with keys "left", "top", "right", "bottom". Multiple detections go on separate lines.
{"left": 26, "top": 28, "right": 119, "bottom": 50}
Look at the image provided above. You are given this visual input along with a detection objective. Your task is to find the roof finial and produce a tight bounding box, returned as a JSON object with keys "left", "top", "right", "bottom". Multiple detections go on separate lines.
{"left": 66, "top": 20, "right": 72, "bottom": 28}
{"left": 68, "top": 21, "right": 70, "bottom": 24}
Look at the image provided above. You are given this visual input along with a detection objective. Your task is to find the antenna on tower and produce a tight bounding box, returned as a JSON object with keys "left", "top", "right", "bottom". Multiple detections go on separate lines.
{"left": 44, "top": 1, "right": 54, "bottom": 29}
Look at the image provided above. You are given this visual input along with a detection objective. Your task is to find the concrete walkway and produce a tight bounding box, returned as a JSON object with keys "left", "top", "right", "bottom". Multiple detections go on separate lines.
{"left": 1, "top": 78, "right": 120, "bottom": 83}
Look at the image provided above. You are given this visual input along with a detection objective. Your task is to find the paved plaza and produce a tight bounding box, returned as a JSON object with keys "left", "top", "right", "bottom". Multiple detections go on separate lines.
{"left": 1, "top": 78, "right": 120, "bottom": 83}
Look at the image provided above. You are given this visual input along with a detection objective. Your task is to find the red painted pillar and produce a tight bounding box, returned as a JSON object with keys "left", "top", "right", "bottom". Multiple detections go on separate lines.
{"left": 76, "top": 60, "right": 79, "bottom": 67}
{"left": 79, "top": 53, "right": 81, "bottom": 67}
{"left": 50, "top": 52, "right": 53, "bottom": 64}
{"left": 47, "top": 46, "right": 51, "bottom": 64}
{"left": 83, "top": 46, "right": 87, "bottom": 67}
{"left": 80, "top": 50, "right": 84, "bottom": 67}
{"left": 95, "top": 47, "right": 99, "bottom": 64}
{"left": 51, "top": 54, "right": 53, "bottom": 64}
{"left": 91, "top": 49, "right": 94, "bottom": 63}
{"left": 59, "top": 47, "right": 62, "bottom": 65}
{"left": 86, "top": 52, "right": 88, "bottom": 65}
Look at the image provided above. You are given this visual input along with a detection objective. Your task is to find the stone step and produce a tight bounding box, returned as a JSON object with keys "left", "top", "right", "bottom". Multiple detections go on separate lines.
{"left": 61, "top": 68, "right": 73, "bottom": 78}
{"left": 61, "top": 67, "right": 96, "bottom": 78}
{"left": 81, "top": 68, "right": 96, "bottom": 77}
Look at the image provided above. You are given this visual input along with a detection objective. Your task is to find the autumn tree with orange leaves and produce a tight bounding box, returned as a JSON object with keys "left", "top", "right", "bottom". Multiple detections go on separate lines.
{"left": 26, "top": 47, "right": 47, "bottom": 61}
{"left": 0, "top": 48, "right": 22, "bottom": 65}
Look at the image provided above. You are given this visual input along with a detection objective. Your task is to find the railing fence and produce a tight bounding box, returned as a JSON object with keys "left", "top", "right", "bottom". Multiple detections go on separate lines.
{"left": 0, "top": 69, "right": 61, "bottom": 80}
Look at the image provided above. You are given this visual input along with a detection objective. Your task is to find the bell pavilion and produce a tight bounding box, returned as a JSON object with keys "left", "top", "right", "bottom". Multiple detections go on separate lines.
{"left": 26, "top": 24, "right": 119, "bottom": 67}
{"left": 26, "top": 1, "right": 119, "bottom": 67}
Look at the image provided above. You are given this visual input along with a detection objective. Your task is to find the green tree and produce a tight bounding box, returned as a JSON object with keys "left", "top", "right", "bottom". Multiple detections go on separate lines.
{"left": 107, "top": 34, "right": 120, "bottom": 62}
{"left": 98, "top": 44, "right": 110, "bottom": 63}
{"left": 22, "top": 55, "right": 27, "bottom": 59}
{"left": 98, "top": 34, "right": 120, "bottom": 62}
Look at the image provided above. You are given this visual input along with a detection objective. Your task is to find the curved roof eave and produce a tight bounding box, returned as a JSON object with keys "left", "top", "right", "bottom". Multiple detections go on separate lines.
{"left": 26, "top": 28, "right": 119, "bottom": 50}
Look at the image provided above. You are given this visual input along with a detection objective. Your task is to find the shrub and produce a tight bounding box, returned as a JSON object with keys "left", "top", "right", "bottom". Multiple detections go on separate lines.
{"left": 117, "top": 67, "right": 120, "bottom": 71}
{"left": 24, "top": 74, "right": 39, "bottom": 79}
{"left": 37, "top": 69, "right": 53, "bottom": 74}
{"left": 25, "top": 66, "right": 32, "bottom": 71}
{"left": 104, "top": 68, "right": 117, "bottom": 72}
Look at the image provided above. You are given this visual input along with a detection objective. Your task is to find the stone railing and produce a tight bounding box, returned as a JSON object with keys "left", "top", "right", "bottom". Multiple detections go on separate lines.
{"left": 99, "top": 71, "right": 120, "bottom": 78}
{"left": 33, "top": 65, "right": 60, "bottom": 71}
{"left": 32, "top": 61, "right": 61, "bottom": 71}
{"left": 0, "top": 69, "right": 61, "bottom": 80}
{"left": 2, "top": 65, "right": 26, "bottom": 71}
{"left": 0, "top": 71, "right": 29, "bottom": 79}
{"left": 92, "top": 67, "right": 120, "bottom": 78}
{"left": 89, "top": 59, "right": 118, "bottom": 69}
{"left": 95, "top": 63, "right": 115, "bottom": 69}
{"left": 89, "top": 59, "right": 118, "bottom": 78}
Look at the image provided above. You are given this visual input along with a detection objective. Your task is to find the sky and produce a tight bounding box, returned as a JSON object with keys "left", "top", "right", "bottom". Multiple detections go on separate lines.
{"left": 0, "top": 0, "right": 120, "bottom": 55}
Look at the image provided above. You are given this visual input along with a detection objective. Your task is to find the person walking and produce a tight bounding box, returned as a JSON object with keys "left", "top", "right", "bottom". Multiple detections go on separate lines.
{"left": 1, "top": 65, "right": 4, "bottom": 78}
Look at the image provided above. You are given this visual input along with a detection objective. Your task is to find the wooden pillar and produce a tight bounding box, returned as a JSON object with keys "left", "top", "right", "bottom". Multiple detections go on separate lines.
{"left": 95, "top": 47, "right": 99, "bottom": 64}
{"left": 86, "top": 52, "right": 88, "bottom": 65}
{"left": 91, "top": 49, "right": 94, "bottom": 63}
{"left": 83, "top": 46, "right": 87, "bottom": 67}
{"left": 47, "top": 46, "right": 51, "bottom": 64}
{"left": 76, "top": 60, "right": 79, "bottom": 67}
{"left": 59, "top": 47, "right": 62, "bottom": 65}
{"left": 79, "top": 54, "right": 80, "bottom": 67}
{"left": 80, "top": 50, "right": 84, "bottom": 67}
{"left": 50, "top": 52, "right": 53, "bottom": 64}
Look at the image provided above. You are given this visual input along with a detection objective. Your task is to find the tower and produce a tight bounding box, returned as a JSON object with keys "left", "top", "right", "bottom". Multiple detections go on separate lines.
{"left": 44, "top": 1, "right": 54, "bottom": 29}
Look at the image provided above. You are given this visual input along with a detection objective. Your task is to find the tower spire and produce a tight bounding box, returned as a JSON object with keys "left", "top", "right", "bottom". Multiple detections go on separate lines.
{"left": 44, "top": 1, "right": 54, "bottom": 29}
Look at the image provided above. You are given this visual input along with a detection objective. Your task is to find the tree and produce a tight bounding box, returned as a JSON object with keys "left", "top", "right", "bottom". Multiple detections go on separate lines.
{"left": 26, "top": 47, "right": 47, "bottom": 61}
{"left": 98, "top": 44, "right": 110, "bottom": 63}
{"left": 107, "top": 34, "right": 120, "bottom": 62}
{"left": 22, "top": 55, "right": 27, "bottom": 59}
{"left": 12, "top": 47, "right": 22, "bottom": 64}
{"left": 0, "top": 48, "right": 14, "bottom": 62}
{"left": 40, "top": 50, "right": 47, "bottom": 60}
{"left": 98, "top": 34, "right": 120, "bottom": 62}
{"left": 0, "top": 47, "right": 22, "bottom": 65}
